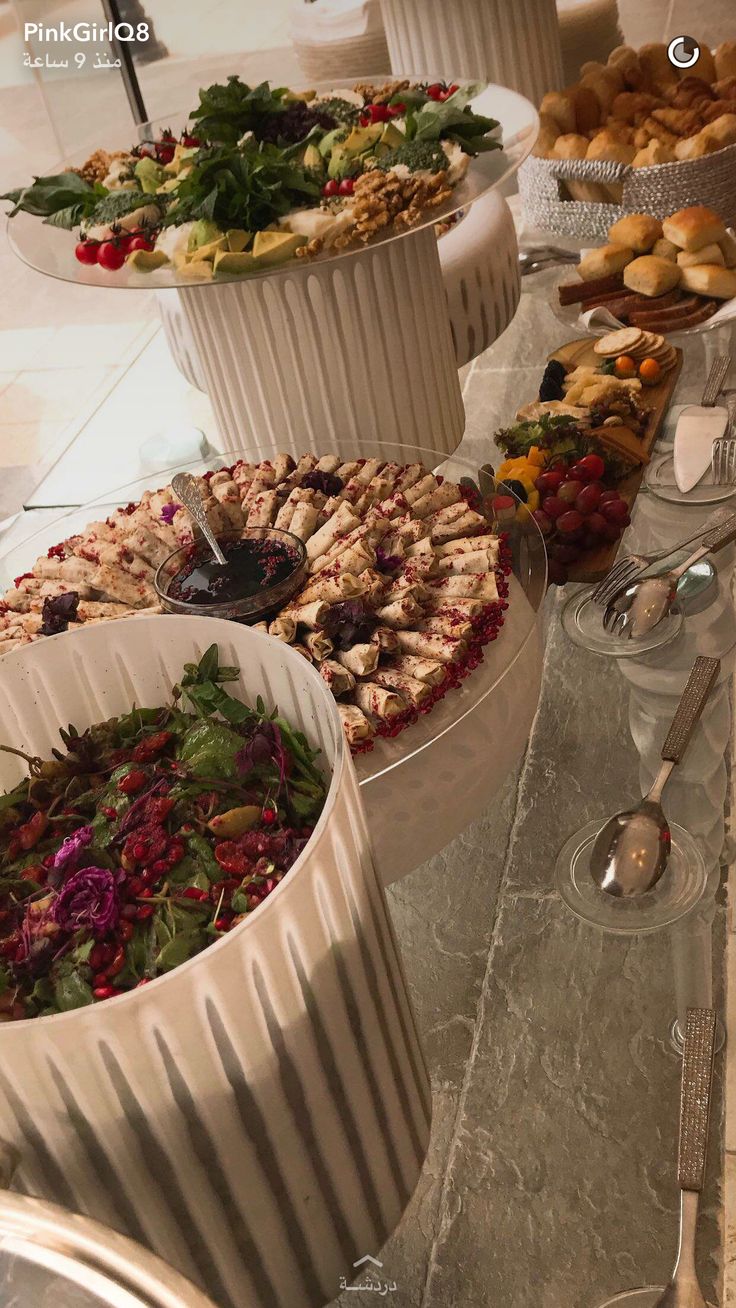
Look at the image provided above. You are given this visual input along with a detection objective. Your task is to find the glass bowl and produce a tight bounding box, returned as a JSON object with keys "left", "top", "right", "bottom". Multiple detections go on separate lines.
{"left": 0, "top": 440, "right": 547, "bottom": 883}
{"left": 154, "top": 527, "right": 307, "bottom": 622}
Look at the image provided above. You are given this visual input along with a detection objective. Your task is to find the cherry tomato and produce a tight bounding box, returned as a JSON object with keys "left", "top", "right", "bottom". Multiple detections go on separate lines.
{"left": 367, "top": 103, "right": 390, "bottom": 122}
{"left": 338, "top": 177, "right": 354, "bottom": 196}
{"left": 75, "top": 241, "right": 99, "bottom": 265}
{"left": 572, "top": 454, "right": 605, "bottom": 481}
{"left": 426, "top": 83, "right": 444, "bottom": 99}
{"left": 181, "top": 134, "right": 200, "bottom": 147}
{"left": 322, "top": 179, "right": 339, "bottom": 198}
{"left": 128, "top": 234, "right": 155, "bottom": 252}
{"left": 388, "top": 102, "right": 406, "bottom": 116}
{"left": 97, "top": 242, "right": 126, "bottom": 271}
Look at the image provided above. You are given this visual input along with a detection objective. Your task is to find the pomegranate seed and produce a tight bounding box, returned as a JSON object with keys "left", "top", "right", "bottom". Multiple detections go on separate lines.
{"left": 92, "top": 971, "right": 109, "bottom": 987}
{"left": 120, "top": 920, "right": 134, "bottom": 941}
{"left": 139, "top": 887, "right": 153, "bottom": 899}
{"left": 108, "top": 946, "right": 126, "bottom": 976}
{"left": 167, "top": 840, "right": 185, "bottom": 865}
{"left": 121, "top": 904, "right": 137, "bottom": 921}
{"left": 93, "top": 985, "right": 120, "bottom": 1000}
{"left": 118, "top": 770, "right": 146, "bottom": 794}
{"left": 100, "top": 806, "right": 117, "bottom": 820}
{"left": 136, "top": 906, "right": 155, "bottom": 921}
{"left": 89, "top": 943, "right": 106, "bottom": 970}
{"left": 214, "top": 917, "right": 231, "bottom": 932}
{"left": 132, "top": 842, "right": 149, "bottom": 862}
{"left": 181, "top": 887, "right": 208, "bottom": 901}
{"left": 149, "top": 859, "right": 168, "bottom": 878}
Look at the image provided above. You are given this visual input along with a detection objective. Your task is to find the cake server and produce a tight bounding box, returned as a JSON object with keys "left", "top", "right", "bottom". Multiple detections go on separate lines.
{"left": 653, "top": 1007, "right": 717, "bottom": 1308}
{"left": 673, "top": 355, "right": 730, "bottom": 493}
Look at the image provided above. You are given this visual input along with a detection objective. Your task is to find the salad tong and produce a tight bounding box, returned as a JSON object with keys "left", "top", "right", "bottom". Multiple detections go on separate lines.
{"left": 654, "top": 1007, "right": 717, "bottom": 1308}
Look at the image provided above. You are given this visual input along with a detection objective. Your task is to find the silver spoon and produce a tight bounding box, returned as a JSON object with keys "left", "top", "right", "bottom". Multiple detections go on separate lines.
{"left": 171, "top": 472, "right": 227, "bottom": 566}
{"left": 590, "top": 656, "right": 719, "bottom": 897}
{"left": 654, "top": 1007, "right": 716, "bottom": 1308}
{"left": 603, "top": 514, "right": 736, "bottom": 640}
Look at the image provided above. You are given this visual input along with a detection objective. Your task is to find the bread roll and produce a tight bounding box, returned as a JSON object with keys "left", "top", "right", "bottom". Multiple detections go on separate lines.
{"left": 580, "top": 71, "right": 616, "bottom": 114}
{"left": 674, "top": 132, "right": 717, "bottom": 161}
{"left": 676, "top": 243, "right": 726, "bottom": 268}
{"left": 571, "top": 85, "right": 601, "bottom": 133}
{"left": 564, "top": 181, "right": 610, "bottom": 203}
{"left": 533, "top": 112, "right": 561, "bottom": 157}
{"left": 608, "top": 214, "right": 663, "bottom": 253}
{"left": 687, "top": 43, "right": 717, "bottom": 84}
{"left": 579, "top": 244, "right": 634, "bottom": 281}
{"left": 715, "top": 41, "right": 736, "bottom": 81}
{"left": 662, "top": 205, "right": 727, "bottom": 252}
{"left": 638, "top": 43, "right": 678, "bottom": 87}
{"left": 552, "top": 133, "right": 589, "bottom": 160}
{"left": 585, "top": 131, "right": 636, "bottom": 165}
{"left": 652, "top": 237, "right": 679, "bottom": 261}
{"left": 679, "top": 263, "right": 736, "bottom": 299}
{"left": 632, "top": 140, "right": 676, "bottom": 167}
{"left": 718, "top": 232, "right": 736, "bottom": 268}
{"left": 702, "top": 113, "right": 736, "bottom": 146}
{"left": 623, "top": 255, "right": 682, "bottom": 297}
{"left": 539, "top": 91, "right": 576, "bottom": 135}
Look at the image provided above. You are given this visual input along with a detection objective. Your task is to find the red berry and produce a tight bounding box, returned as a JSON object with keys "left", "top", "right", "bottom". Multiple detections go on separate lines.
{"left": 214, "top": 917, "right": 231, "bottom": 932}
{"left": 75, "top": 241, "right": 99, "bottom": 265}
{"left": 97, "top": 242, "right": 126, "bottom": 271}
{"left": 93, "top": 985, "right": 120, "bottom": 1000}
{"left": 149, "top": 859, "right": 169, "bottom": 878}
{"left": 322, "top": 179, "right": 339, "bottom": 198}
{"left": 337, "top": 177, "right": 354, "bottom": 196}
{"left": 117, "top": 769, "right": 146, "bottom": 795}
{"left": 557, "top": 510, "right": 584, "bottom": 535}
{"left": 541, "top": 495, "right": 567, "bottom": 520}
{"left": 136, "top": 905, "right": 155, "bottom": 920}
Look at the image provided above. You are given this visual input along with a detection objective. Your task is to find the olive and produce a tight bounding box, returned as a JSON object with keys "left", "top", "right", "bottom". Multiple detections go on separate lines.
{"left": 500, "top": 479, "right": 527, "bottom": 503}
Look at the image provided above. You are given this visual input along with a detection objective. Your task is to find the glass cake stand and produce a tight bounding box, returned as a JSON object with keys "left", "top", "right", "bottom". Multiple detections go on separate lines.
{"left": 0, "top": 440, "right": 547, "bottom": 885}
{"left": 4, "top": 81, "right": 537, "bottom": 463}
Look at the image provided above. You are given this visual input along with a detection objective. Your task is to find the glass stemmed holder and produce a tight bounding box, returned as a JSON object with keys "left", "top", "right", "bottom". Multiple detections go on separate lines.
{"left": 5, "top": 81, "right": 537, "bottom": 467}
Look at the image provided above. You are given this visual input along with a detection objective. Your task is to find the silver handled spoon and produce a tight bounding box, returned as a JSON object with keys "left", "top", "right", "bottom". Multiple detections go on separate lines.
{"left": 654, "top": 1007, "right": 716, "bottom": 1308}
{"left": 172, "top": 473, "right": 227, "bottom": 566}
{"left": 603, "top": 514, "right": 736, "bottom": 641}
{"left": 590, "top": 656, "right": 719, "bottom": 897}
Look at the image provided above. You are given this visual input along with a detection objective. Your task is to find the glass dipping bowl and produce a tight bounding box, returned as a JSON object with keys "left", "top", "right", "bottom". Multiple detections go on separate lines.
{"left": 154, "top": 527, "right": 307, "bottom": 623}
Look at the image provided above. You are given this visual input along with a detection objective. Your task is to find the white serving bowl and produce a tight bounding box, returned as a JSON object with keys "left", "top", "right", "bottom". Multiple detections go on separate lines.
{"left": 0, "top": 616, "right": 430, "bottom": 1308}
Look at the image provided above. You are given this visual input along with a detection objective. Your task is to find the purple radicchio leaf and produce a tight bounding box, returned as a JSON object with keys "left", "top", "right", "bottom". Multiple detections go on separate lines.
{"left": 301, "top": 470, "right": 344, "bottom": 496}
{"left": 52, "top": 867, "right": 120, "bottom": 938}
{"left": 53, "top": 825, "right": 93, "bottom": 873}
{"left": 236, "top": 721, "right": 288, "bottom": 787}
{"left": 375, "top": 547, "right": 402, "bottom": 574}
{"left": 160, "top": 502, "right": 180, "bottom": 525}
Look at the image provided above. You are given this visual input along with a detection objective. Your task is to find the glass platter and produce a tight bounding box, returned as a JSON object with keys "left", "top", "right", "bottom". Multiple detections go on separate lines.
{"left": 5, "top": 80, "right": 538, "bottom": 291}
{"left": 0, "top": 442, "right": 547, "bottom": 881}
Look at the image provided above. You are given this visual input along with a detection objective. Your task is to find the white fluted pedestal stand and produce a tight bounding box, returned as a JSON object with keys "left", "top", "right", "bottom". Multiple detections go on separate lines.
{"left": 175, "top": 227, "right": 464, "bottom": 461}
{"left": 380, "top": 0, "right": 563, "bottom": 100}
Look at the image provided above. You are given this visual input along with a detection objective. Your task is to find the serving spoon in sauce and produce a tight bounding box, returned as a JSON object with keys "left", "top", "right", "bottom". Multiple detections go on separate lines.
{"left": 589, "top": 656, "right": 719, "bottom": 897}
{"left": 172, "top": 473, "right": 227, "bottom": 566}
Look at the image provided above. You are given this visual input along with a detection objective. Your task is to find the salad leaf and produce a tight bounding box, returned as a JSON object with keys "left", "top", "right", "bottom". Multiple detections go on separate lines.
{"left": 177, "top": 719, "right": 245, "bottom": 779}
{"left": 54, "top": 967, "right": 94, "bottom": 1012}
{"left": 1, "top": 171, "right": 106, "bottom": 227}
{"left": 165, "top": 142, "right": 320, "bottom": 232}
{"left": 189, "top": 76, "right": 289, "bottom": 146}
{"left": 406, "top": 100, "right": 500, "bottom": 154}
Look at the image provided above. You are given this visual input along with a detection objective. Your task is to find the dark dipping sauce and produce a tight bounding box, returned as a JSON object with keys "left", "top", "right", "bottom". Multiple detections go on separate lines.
{"left": 168, "top": 536, "right": 302, "bottom": 605}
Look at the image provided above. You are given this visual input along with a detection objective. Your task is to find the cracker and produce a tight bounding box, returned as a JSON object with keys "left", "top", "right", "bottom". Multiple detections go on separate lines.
{"left": 594, "top": 327, "right": 645, "bottom": 356}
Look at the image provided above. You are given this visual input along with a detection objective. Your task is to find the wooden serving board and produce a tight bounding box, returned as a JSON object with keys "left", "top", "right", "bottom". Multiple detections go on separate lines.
{"left": 549, "top": 336, "right": 683, "bottom": 583}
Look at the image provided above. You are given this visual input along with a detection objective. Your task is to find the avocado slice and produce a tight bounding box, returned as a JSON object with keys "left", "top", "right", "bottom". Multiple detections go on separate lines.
{"left": 344, "top": 124, "right": 383, "bottom": 155}
{"left": 303, "top": 143, "right": 324, "bottom": 173}
{"left": 251, "top": 230, "right": 307, "bottom": 266}
{"left": 188, "top": 219, "right": 222, "bottom": 251}
{"left": 318, "top": 127, "right": 348, "bottom": 158}
{"left": 190, "top": 236, "right": 227, "bottom": 262}
{"left": 381, "top": 121, "right": 405, "bottom": 149}
{"left": 126, "top": 248, "right": 169, "bottom": 271}
{"left": 173, "top": 255, "right": 214, "bottom": 280}
{"left": 213, "top": 250, "right": 259, "bottom": 275}
{"left": 134, "top": 157, "right": 167, "bottom": 194}
{"left": 225, "top": 228, "right": 251, "bottom": 252}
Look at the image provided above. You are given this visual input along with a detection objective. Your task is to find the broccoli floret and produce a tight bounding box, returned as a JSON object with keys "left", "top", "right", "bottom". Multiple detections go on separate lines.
{"left": 376, "top": 141, "right": 448, "bottom": 174}
{"left": 88, "top": 189, "right": 162, "bottom": 225}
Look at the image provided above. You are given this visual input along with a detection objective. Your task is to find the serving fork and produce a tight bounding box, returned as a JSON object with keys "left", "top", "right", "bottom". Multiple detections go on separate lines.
{"left": 711, "top": 393, "right": 736, "bottom": 485}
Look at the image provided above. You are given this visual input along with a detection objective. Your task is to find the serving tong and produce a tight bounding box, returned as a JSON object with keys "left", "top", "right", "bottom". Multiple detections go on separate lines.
{"left": 519, "top": 245, "right": 580, "bottom": 276}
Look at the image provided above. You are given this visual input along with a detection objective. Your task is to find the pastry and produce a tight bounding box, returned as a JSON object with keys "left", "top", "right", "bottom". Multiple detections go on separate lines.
{"left": 623, "top": 255, "right": 681, "bottom": 297}
{"left": 718, "top": 232, "right": 736, "bottom": 267}
{"left": 662, "top": 205, "right": 727, "bottom": 251}
{"left": 632, "top": 140, "right": 676, "bottom": 167}
{"left": 679, "top": 263, "right": 736, "bottom": 299}
{"left": 608, "top": 214, "right": 662, "bottom": 253}
{"left": 578, "top": 244, "right": 634, "bottom": 281}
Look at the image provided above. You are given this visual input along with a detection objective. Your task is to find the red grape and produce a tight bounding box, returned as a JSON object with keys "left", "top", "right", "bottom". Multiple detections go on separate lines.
{"left": 600, "top": 498, "right": 630, "bottom": 525}
{"left": 599, "top": 490, "right": 620, "bottom": 505}
{"left": 587, "top": 512, "right": 608, "bottom": 538}
{"left": 601, "top": 522, "right": 622, "bottom": 543}
{"left": 576, "top": 483, "right": 602, "bottom": 515}
{"left": 558, "top": 480, "right": 583, "bottom": 504}
{"left": 547, "top": 559, "right": 568, "bottom": 585}
{"left": 571, "top": 454, "right": 605, "bottom": 481}
{"left": 557, "top": 510, "right": 584, "bottom": 535}
{"left": 542, "top": 495, "right": 567, "bottom": 520}
{"left": 532, "top": 509, "right": 553, "bottom": 535}
{"left": 535, "top": 470, "right": 565, "bottom": 496}
{"left": 550, "top": 542, "right": 580, "bottom": 564}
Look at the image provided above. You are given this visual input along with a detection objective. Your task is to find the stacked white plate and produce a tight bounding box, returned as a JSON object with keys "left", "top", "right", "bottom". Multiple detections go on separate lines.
{"left": 290, "top": 0, "right": 390, "bottom": 81}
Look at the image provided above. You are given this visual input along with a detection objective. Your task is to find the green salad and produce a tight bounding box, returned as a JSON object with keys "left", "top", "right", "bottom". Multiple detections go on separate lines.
{"left": 0, "top": 646, "right": 327, "bottom": 1020}
{"left": 2, "top": 76, "right": 500, "bottom": 278}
